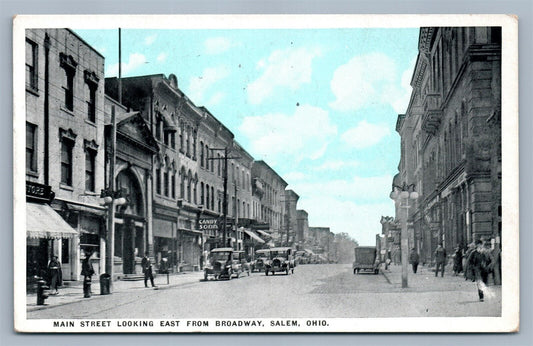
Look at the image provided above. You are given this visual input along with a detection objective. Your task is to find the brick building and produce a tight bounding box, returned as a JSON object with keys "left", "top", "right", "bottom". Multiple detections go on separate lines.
{"left": 25, "top": 29, "right": 106, "bottom": 281}
{"left": 395, "top": 27, "right": 501, "bottom": 265}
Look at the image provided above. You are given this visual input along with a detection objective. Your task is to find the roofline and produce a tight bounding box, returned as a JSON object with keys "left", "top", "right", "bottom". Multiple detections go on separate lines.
{"left": 254, "top": 160, "right": 288, "bottom": 186}
{"left": 68, "top": 28, "right": 105, "bottom": 59}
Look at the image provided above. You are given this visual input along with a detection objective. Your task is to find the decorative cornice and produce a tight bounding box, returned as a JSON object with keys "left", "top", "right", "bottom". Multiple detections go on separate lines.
{"left": 59, "top": 52, "right": 77, "bottom": 71}
{"left": 59, "top": 127, "right": 77, "bottom": 142}
{"left": 84, "top": 139, "right": 99, "bottom": 152}
{"left": 84, "top": 70, "right": 99, "bottom": 86}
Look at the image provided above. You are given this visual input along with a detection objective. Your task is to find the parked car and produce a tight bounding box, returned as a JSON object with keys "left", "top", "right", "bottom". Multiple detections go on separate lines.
{"left": 251, "top": 249, "right": 271, "bottom": 272}
{"left": 352, "top": 246, "right": 381, "bottom": 274}
{"left": 204, "top": 247, "right": 237, "bottom": 280}
{"left": 233, "top": 250, "right": 251, "bottom": 277}
{"left": 265, "top": 247, "right": 295, "bottom": 275}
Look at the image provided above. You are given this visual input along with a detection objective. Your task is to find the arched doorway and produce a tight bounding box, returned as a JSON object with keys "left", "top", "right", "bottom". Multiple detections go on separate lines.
{"left": 115, "top": 169, "right": 145, "bottom": 274}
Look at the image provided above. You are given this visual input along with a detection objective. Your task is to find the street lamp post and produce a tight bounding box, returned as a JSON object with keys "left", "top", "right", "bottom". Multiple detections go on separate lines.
{"left": 390, "top": 183, "right": 419, "bottom": 288}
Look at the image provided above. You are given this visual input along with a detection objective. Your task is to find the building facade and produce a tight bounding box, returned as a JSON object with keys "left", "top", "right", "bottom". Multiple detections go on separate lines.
{"left": 251, "top": 160, "right": 288, "bottom": 245}
{"left": 296, "top": 209, "right": 309, "bottom": 248}
{"left": 395, "top": 27, "right": 501, "bottom": 265}
{"left": 25, "top": 28, "right": 106, "bottom": 282}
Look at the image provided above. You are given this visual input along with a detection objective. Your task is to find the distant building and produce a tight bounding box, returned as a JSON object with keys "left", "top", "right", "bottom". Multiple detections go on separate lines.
{"left": 296, "top": 209, "right": 309, "bottom": 247}
{"left": 284, "top": 190, "right": 300, "bottom": 246}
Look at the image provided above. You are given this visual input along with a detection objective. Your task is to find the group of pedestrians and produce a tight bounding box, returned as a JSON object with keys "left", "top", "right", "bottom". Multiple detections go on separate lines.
{"left": 408, "top": 240, "right": 497, "bottom": 302}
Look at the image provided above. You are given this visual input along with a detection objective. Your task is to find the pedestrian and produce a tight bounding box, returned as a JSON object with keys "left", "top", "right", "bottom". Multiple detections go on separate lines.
{"left": 453, "top": 246, "right": 463, "bottom": 276}
{"left": 409, "top": 248, "right": 419, "bottom": 274}
{"left": 81, "top": 251, "right": 95, "bottom": 298}
{"left": 141, "top": 251, "right": 156, "bottom": 288}
{"left": 464, "top": 242, "right": 476, "bottom": 281}
{"left": 47, "top": 255, "right": 62, "bottom": 295}
{"left": 434, "top": 243, "right": 447, "bottom": 277}
{"left": 469, "top": 240, "right": 493, "bottom": 302}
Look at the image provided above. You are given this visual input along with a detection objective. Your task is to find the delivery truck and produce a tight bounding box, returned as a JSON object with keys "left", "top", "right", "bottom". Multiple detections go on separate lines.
{"left": 352, "top": 246, "right": 381, "bottom": 274}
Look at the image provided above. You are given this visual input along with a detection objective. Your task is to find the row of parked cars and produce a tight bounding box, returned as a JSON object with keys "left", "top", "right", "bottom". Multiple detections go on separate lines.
{"left": 204, "top": 247, "right": 296, "bottom": 281}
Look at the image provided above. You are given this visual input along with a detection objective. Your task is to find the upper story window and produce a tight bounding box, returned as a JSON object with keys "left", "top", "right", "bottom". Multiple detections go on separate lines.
{"left": 179, "top": 125, "right": 184, "bottom": 153}
{"left": 200, "top": 141, "right": 204, "bottom": 168}
{"left": 26, "top": 39, "right": 38, "bottom": 92}
{"left": 26, "top": 122, "right": 37, "bottom": 173}
{"left": 60, "top": 53, "right": 77, "bottom": 112}
{"left": 84, "top": 140, "right": 98, "bottom": 192}
{"left": 84, "top": 71, "right": 99, "bottom": 123}
{"left": 155, "top": 116, "right": 162, "bottom": 141}
{"left": 59, "top": 128, "right": 77, "bottom": 187}
{"left": 155, "top": 167, "right": 161, "bottom": 195}
{"left": 192, "top": 131, "right": 197, "bottom": 160}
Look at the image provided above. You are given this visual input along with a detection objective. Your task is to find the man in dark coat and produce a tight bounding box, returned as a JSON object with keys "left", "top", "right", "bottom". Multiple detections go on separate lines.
{"left": 409, "top": 248, "right": 420, "bottom": 274}
{"left": 141, "top": 251, "right": 156, "bottom": 288}
{"left": 453, "top": 246, "right": 463, "bottom": 276}
{"left": 469, "top": 240, "right": 492, "bottom": 302}
{"left": 434, "top": 244, "right": 447, "bottom": 277}
{"left": 48, "top": 256, "right": 62, "bottom": 294}
{"left": 81, "top": 251, "right": 95, "bottom": 298}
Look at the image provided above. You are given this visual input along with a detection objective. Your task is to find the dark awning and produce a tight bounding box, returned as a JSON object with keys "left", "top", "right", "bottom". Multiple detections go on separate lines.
{"left": 27, "top": 202, "right": 77, "bottom": 239}
{"left": 243, "top": 229, "right": 265, "bottom": 244}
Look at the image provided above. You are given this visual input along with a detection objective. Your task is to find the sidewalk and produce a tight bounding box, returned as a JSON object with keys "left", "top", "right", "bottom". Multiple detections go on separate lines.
{"left": 381, "top": 263, "right": 502, "bottom": 294}
{"left": 27, "top": 271, "right": 204, "bottom": 312}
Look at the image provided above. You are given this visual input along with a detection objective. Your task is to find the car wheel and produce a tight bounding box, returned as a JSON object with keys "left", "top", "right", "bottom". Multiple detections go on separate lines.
{"left": 204, "top": 272, "right": 208, "bottom": 281}
{"left": 292, "top": 268, "right": 294, "bottom": 274}
{"left": 353, "top": 268, "right": 356, "bottom": 275}
{"left": 286, "top": 269, "right": 289, "bottom": 275}
{"left": 228, "top": 269, "right": 232, "bottom": 280}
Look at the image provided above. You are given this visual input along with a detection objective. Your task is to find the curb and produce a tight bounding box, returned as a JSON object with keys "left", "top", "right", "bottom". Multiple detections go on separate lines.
{"left": 27, "top": 273, "right": 204, "bottom": 312}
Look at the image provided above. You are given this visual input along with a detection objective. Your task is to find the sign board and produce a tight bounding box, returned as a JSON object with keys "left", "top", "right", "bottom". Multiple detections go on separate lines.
{"left": 26, "top": 181, "right": 54, "bottom": 203}
{"left": 198, "top": 218, "right": 218, "bottom": 231}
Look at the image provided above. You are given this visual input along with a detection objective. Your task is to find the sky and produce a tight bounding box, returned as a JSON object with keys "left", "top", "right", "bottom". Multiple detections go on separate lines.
{"left": 75, "top": 27, "right": 420, "bottom": 246}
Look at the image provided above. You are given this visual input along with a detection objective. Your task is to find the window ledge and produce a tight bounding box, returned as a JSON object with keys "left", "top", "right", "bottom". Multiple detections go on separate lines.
{"left": 26, "top": 88, "right": 39, "bottom": 97}
{"left": 59, "top": 183, "right": 74, "bottom": 191}
{"left": 84, "top": 119, "right": 97, "bottom": 127}
{"left": 60, "top": 106, "right": 75, "bottom": 116}
{"left": 84, "top": 191, "right": 98, "bottom": 196}
{"left": 26, "top": 170, "right": 39, "bottom": 178}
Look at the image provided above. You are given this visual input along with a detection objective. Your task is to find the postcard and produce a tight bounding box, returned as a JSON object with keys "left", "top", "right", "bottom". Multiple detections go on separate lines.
{"left": 13, "top": 14, "right": 519, "bottom": 333}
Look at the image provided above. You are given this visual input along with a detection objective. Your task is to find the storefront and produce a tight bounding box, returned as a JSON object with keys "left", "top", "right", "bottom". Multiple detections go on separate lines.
{"left": 26, "top": 182, "right": 77, "bottom": 289}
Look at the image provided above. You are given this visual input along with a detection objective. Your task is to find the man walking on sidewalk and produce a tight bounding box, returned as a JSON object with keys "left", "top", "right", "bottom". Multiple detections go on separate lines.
{"left": 409, "top": 248, "right": 419, "bottom": 274}
{"left": 434, "top": 244, "right": 447, "bottom": 277}
{"left": 141, "top": 252, "right": 157, "bottom": 288}
{"left": 469, "top": 240, "right": 492, "bottom": 302}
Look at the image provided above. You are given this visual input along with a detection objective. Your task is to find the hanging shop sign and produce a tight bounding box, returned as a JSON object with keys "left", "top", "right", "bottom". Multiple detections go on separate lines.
{"left": 26, "top": 181, "right": 54, "bottom": 203}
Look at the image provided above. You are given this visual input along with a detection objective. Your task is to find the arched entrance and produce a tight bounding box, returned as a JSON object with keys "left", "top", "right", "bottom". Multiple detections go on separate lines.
{"left": 115, "top": 169, "right": 145, "bottom": 274}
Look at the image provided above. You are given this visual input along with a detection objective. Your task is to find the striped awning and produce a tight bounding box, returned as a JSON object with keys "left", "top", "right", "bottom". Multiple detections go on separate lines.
{"left": 244, "top": 230, "right": 265, "bottom": 244}
{"left": 26, "top": 202, "right": 77, "bottom": 239}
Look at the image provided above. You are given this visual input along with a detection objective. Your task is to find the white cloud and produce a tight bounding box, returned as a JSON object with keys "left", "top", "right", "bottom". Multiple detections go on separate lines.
{"left": 239, "top": 104, "right": 337, "bottom": 164}
{"left": 205, "top": 37, "right": 232, "bottom": 55}
{"left": 206, "top": 91, "right": 225, "bottom": 106}
{"left": 314, "top": 160, "right": 360, "bottom": 171}
{"left": 247, "top": 47, "right": 322, "bottom": 105}
{"left": 156, "top": 52, "right": 167, "bottom": 63}
{"left": 106, "top": 53, "right": 147, "bottom": 77}
{"left": 144, "top": 34, "right": 157, "bottom": 46}
{"left": 187, "top": 66, "right": 230, "bottom": 104}
{"left": 284, "top": 171, "right": 307, "bottom": 182}
{"left": 291, "top": 174, "right": 393, "bottom": 203}
{"left": 341, "top": 120, "right": 391, "bottom": 149}
{"left": 329, "top": 52, "right": 414, "bottom": 113}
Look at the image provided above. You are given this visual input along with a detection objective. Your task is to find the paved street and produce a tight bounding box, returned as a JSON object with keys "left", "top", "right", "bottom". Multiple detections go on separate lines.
{"left": 27, "top": 264, "right": 501, "bottom": 319}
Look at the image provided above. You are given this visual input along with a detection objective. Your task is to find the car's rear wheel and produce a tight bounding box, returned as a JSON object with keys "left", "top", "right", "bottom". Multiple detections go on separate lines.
{"left": 353, "top": 268, "right": 357, "bottom": 274}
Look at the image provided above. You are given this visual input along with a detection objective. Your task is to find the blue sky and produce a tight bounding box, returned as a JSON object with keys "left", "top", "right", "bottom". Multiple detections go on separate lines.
{"left": 75, "top": 28, "right": 419, "bottom": 246}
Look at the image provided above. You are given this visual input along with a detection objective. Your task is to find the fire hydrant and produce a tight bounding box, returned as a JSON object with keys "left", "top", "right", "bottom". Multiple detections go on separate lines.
{"left": 36, "top": 279, "right": 49, "bottom": 305}
{"left": 83, "top": 276, "right": 92, "bottom": 298}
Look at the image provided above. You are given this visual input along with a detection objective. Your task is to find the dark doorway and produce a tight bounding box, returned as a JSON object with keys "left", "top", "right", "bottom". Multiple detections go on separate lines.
{"left": 122, "top": 219, "right": 136, "bottom": 274}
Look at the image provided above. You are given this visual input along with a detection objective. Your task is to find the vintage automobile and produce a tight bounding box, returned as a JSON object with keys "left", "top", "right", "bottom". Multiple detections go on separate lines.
{"left": 232, "top": 250, "right": 251, "bottom": 277}
{"left": 251, "top": 249, "right": 271, "bottom": 272}
{"left": 265, "top": 247, "right": 295, "bottom": 275}
{"left": 204, "top": 247, "right": 240, "bottom": 280}
{"left": 352, "top": 246, "right": 381, "bottom": 274}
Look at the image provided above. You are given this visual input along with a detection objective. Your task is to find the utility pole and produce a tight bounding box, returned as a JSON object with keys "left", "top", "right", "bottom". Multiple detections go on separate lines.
{"left": 105, "top": 106, "right": 117, "bottom": 292}
{"left": 208, "top": 147, "right": 240, "bottom": 248}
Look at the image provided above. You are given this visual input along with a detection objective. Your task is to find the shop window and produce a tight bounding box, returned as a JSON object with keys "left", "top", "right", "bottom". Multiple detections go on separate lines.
{"left": 61, "top": 240, "right": 70, "bottom": 264}
{"left": 26, "top": 39, "right": 38, "bottom": 91}
{"left": 26, "top": 122, "right": 37, "bottom": 173}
